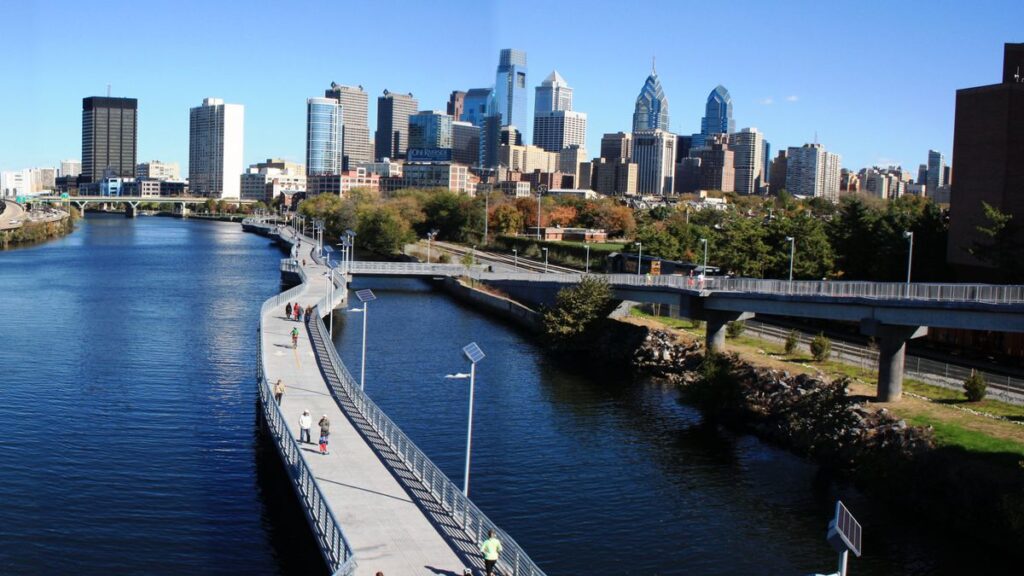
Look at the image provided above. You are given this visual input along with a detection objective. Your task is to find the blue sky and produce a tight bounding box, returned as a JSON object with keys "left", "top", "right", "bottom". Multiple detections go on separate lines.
{"left": 1, "top": 0, "right": 1021, "bottom": 174}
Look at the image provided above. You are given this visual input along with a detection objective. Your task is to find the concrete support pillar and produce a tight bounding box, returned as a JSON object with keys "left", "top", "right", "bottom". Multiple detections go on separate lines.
{"left": 126, "top": 201, "right": 139, "bottom": 218}
{"left": 704, "top": 310, "right": 755, "bottom": 354}
{"left": 861, "top": 320, "right": 928, "bottom": 402}
{"left": 74, "top": 201, "right": 87, "bottom": 214}
{"left": 180, "top": 202, "right": 189, "bottom": 218}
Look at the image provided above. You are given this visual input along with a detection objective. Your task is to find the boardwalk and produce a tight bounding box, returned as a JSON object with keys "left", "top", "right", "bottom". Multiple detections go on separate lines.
{"left": 254, "top": 224, "right": 544, "bottom": 576}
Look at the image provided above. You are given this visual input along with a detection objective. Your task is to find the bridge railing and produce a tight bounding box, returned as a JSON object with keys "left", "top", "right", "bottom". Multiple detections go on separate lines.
{"left": 258, "top": 263, "right": 358, "bottom": 576}
{"left": 309, "top": 311, "right": 546, "bottom": 576}
{"left": 703, "top": 277, "right": 1024, "bottom": 304}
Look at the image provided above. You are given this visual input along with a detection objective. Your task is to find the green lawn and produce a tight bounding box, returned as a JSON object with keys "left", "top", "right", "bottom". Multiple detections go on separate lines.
{"left": 904, "top": 380, "right": 1024, "bottom": 420}
{"left": 905, "top": 414, "right": 1024, "bottom": 457}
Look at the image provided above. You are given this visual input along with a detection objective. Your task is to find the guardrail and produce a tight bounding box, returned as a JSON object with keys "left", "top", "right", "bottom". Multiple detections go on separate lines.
{"left": 258, "top": 237, "right": 358, "bottom": 576}
{"left": 308, "top": 311, "right": 546, "bottom": 576}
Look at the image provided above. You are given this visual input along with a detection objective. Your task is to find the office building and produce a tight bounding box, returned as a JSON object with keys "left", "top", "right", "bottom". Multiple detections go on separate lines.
{"left": 381, "top": 163, "right": 471, "bottom": 193}
{"left": 762, "top": 141, "right": 772, "bottom": 188}
{"left": 408, "top": 111, "right": 453, "bottom": 152}
{"left": 700, "top": 85, "right": 735, "bottom": 141}
{"left": 947, "top": 43, "right": 1024, "bottom": 277}
{"left": 27, "top": 168, "right": 57, "bottom": 193}
{"left": 558, "top": 145, "right": 589, "bottom": 187}
{"left": 461, "top": 88, "right": 492, "bottom": 127}
{"left": 375, "top": 90, "right": 418, "bottom": 160}
{"left": 632, "top": 129, "right": 676, "bottom": 195}
{"left": 60, "top": 160, "right": 81, "bottom": 178}
{"left": 240, "top": 159, "right": 306, "bottom": 203}
{"left": 493, "top": 49, "right": 529, "bottom": 136}
{"left": 730, "top": 127, "right": 764, "bottom": 195}
{"left": 498, "top": 143, "right": 560, "bottom": 174}
{"left": 917, "top": 163, "right": 929, "bottom": 185}
{"left": 927, "top": 149, "right": 946, "bottom": 192}
{"left": 188, "top": 97, "right": 244, "bottom": 199}
{"left": 306, "top": 96, "right": 343, "bottom": 176}
{"left": 136, "top": 160, "right": 180, "bottom": 181}
{"left": 675, "top": 157, "right": 701, "bottom": 194}
{"left": 325, "top": 83, "right": 372, "bottom": 167}
{"left": 452, "top": 121, "right": 479, "bottom": 166}
{"left": 601, "top": 132, "right": 633, "bottom": 161}
{"left": 785, "top": 143, "right": 841, "bottom": 201}
{"left": 590, "top": 158, "right": 638, "bottom": 196}
{"left": 770, "top": 150, "right": 788, "bottom": 195}
{"left": 308, "top": 168, "right": 380, "bottom": 197}
{"left": 535, "top": 70, "right": 573, "bottom": 113}
{"left": 1, "top": 170, "right": 29, "bottom": 197}
{"left": 82, "top": 96, "right": 137, "bottom": 182}
{"left": 632, "top": 66, "right": 670, "bottom": 132}
{"left": 533, "top": 111, "right": 587, "bottom": 153}
{"left": 447, "top": 91, "right": 465, "bottom": 121}
{"left": 696, "top": 136, "right": 735, "bottom": 192}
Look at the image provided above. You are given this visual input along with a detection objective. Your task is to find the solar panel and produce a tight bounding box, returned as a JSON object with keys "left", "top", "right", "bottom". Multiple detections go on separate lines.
{"left": 356, "top": 289, "right": 377, "bottom": 303}
{"left": 462, "top": 342, "right": 485, "bottom": 364}
{"left": 827, "top": 500, "right": 862, "bottom": 557}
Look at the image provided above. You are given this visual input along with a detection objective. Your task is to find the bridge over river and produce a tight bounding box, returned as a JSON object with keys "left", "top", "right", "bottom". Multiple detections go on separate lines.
{"left": 248, "top": 222, "right": 545, "bottom": 576}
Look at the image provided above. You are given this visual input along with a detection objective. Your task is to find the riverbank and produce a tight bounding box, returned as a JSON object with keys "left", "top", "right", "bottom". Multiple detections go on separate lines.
{"left": 622, "top": 311, "right": 1024, "bottom": 559}
{"left": 0, "top": 206, "right": 77, "bottom": 249}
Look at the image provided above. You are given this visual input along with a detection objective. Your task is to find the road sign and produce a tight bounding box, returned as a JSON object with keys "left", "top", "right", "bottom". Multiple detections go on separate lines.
{"left": 15, "top": 195, "right": 26, "bottom": 204}
{"left": 827, "top": 500, "right": 862, "bottom": 557}
{"left": 60, "top": 193, "right": 70, "bottom": 200}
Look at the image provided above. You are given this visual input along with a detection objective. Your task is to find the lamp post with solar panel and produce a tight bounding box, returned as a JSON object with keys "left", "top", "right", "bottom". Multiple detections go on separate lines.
{"left": 445, "top": 343, "right": 485, "bottom": 496}
{"left": 349, "top": 289, "right": 376, "bottom": 391}
{"left": 824, "top": 500, "right": 862, "bottom": 576}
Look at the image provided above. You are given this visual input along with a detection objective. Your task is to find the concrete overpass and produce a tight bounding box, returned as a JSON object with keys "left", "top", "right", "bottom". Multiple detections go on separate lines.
{"left": 29, "top": 195, "right": 257, "bottom": 217}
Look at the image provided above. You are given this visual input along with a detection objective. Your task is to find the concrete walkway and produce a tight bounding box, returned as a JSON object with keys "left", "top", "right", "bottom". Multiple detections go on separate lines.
{"left": 261, "top": 231, "right": 467, "bottom": 575}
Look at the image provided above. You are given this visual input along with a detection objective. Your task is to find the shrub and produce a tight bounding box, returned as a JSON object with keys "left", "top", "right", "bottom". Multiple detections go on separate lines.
{"left": 784, "top": 330, "right": 800, "bottom": 355}
{"left": 726, "top": 320, "right": 746, "bottom": 339}
{"left": 810, "top": 333, "right": 832, "bottom": 362}
{"left": 542, "top": 276, "right": 613, "bottom": 347}
{"left": 963, "top": 371, "right": 987, "bottom": 402}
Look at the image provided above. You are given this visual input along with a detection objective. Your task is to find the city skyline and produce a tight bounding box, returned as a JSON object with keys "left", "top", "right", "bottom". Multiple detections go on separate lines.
{"left": 1, "top": 0, "right": 1022, "bottom": 174}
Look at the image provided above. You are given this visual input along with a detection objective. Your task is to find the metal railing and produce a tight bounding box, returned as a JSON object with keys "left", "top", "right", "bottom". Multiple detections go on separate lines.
{"left": 308, "top": 312, "right": 546, "bottom": 576}
{"left": 257, "top": 240, "right": 358, "bottom": 576}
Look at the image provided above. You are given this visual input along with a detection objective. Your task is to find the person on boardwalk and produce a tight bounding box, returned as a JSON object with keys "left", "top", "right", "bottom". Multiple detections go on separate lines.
{"left": 299, "top": 410, "right": 312, "bottom": 443}
{"left": 318, "top": 414, "right": 331, "bottom": 455}
{"left": 297, "top": 305, "right": 304, "bottom": 323}
{"left": 291, "top": 326, "right": 299, "bottom": 348}
{"left": 273, "top": 379, "right": 285, "bottom": 404}
{"left": 480, "top": 530, "right": 502, "bottom": 576}
{"left": 305, "top": 305, "right": 314, "bottom": 321}
{"left": 285, "top": 302, "right": 292, "bottom": 320}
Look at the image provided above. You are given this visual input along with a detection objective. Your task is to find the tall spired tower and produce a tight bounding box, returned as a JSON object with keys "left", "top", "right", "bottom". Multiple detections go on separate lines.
{"left": 632, "top": 60, "right": 670, "bottom": 132}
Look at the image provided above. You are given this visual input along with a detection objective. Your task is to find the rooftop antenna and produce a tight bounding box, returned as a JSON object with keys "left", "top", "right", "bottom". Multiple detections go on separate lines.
{"left": 106, "top": 84, "right": 111, "bottom": 97}
{"left": 1016, "top": 65, "right": 1021, "bottom": 83}
{"left": 652, "top": 55, "right": 656, "bottom": 74}
{"left": 814, "top": 130, "right": 819, "bottom": 145}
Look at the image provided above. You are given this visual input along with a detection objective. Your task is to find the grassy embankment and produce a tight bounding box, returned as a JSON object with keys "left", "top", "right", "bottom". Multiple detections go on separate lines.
{"left": 627, "top": 307, "right": 1024, "bottom": 457}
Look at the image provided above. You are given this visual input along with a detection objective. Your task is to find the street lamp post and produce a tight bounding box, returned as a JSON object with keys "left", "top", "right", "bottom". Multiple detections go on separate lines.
{"left": 483, "top": 192, "right": 489, "bottom": 246}
{"left": 350, "top": 289, "right": 376, "bottom": 391}
{"left": 903, "top": 230, "right": 914, "bottom": 289}
{"left": 536, "top": 194, "right": 542, "bottom": 240}
{"left": 542, "top": 247, "right": 548, "bottom": 272}
{"left": 426, "top": 229, "right": 439, "bottom": 263}
{"left": 584, "top": 243, "right": 591, "bottom": 274}
{"left": 326, "top": 269, "right": 335, "bottom": 338}
{"left": 513, "top": 249, "right": 518, "bottom": 271}
{"left": 445, "top": 342, "right": 485, "bottom": 496}
{"left": 635, "top": 241, "right": 643, "bottom": 277}
{"left": 700, "top": 238, "right": 708, "bottom": 280}
{"left": 786, "top": 236, "right": 795, "bottom": 282}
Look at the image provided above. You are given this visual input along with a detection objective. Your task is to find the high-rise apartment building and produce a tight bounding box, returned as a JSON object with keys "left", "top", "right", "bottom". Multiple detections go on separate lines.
{"left": 535, "top": 70, "right": 573, "bottom": 113}
{"left": 408, "top": 111, "right": 453, "bottom": 151}
{"left": 325, "top": 83, "right": 372, "bottom": 168}
{"left": 947, "top": 43, "right": 1024, "bottom": 277}
{"left": 533, "top": 111, "right": 587, "bottom": 153}
{"left": 188, "top": 97, "right": 244, "bottom": 199}
{"left": 375, "top": 90, "right": 418, "bottom": 160}
{"left": 785, "top": 143, "right": 841, "bottom": 201}
{"left": 60, "top": 160, "right": 81, "bottom": 178}
{"left": 927, "top": 149, "right": 946, "bottom": 192}
{"left": 770, "top": 150, "right": 788, "bottom": 195}
{"left": 447, "top": 91, "right": 466, "bottom": 121}
{"left": 306, "top": 96, "right": 343, "bottom": 176}
{"left": 730, "top": 127, "right": 765, "bottom": 195}
{"left": 82, "top": 96, "right": 137, "bottom": 182}
{"left": 632, "top": 129, "right": 676, "bottom": 195}
{"left": 601, "top": 132, "right": 633, "bottom": 161}
{"left": 493, "top": 49, "right": 529, "bottom": 135}
{"left": 632, "top": 67, "right": 670, "bottom": 132}
{"left": 136, "top": 160, "right": 181, "bottom": 181}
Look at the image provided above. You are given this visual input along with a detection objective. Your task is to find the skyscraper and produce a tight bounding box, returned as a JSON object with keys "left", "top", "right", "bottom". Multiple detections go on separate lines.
{"left": 696, "top": 136, "right": 735, "bottom": 193}
{"left": 447, "top": 91, "right": 465, "bottom": 121}
{"left": 730, "top": 127, "right": 765, "bottom": 195}
{"left": 927, "top": 149, "right": 946, "bottom": 191}
{"left": 601, "top": 132, "right": 633, "bottom": 161}
{"left": 60, "top": 160, "right": 82, "bottom": 178}
{"left": 82, "top": 96, "right": 137, "bottom": 182}
{"left": 306, "top": 97, "right": 343, "bottom": 176}
{"left": 408, "top": 111, "right": 453, "bottom": 151}
{"left": 325, "top": 83, "right": 372, "bottom": 168}
{"left": 188, "top": 97, "right": 244, "bottom": 199}
{"left": 535, "top": 70, "right": 573, "bottom": 113}
{"left": 784, "top": 143, "right": 841, "bottom": 201}
{"left": 375, "top": 90, "right": 418, "bottom": 160}
{"left": 461, "top": 88, "right": 492, "bottom": 127}
{"left": 632, "top": 129, "right": 676, "bottom": 195}
{"left": 632, "top": 66, "right": 670, "bottom": 132}
{"left": 533, "top": 111, "right": 587, "bottom": 153}
{"left": 493, "top": 49, "right": 529, "bottom": 134}
{"left": 947, "top": 43, "right": 1024, "bottom": 278}
{"left": 696, "top": 85, "right": 735, "bottom": 148}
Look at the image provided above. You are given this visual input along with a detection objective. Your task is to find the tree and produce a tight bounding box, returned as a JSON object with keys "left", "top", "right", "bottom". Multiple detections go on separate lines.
{"left": 784, "top": 330, "right": 800, "bottom": 355}
{"left": 423, "top": 190, "right": 474, "bottom": 241}
{"left": 963, "top": 370, "right": 987, "bottom": 402}
{"left": 635, "top": 223, "right": 680, "bottom": 260}
{"left": 490, "top": 203, "right": 524, "bottom": 235}
{"left": 714, "top": 210, "right": 770, "bottom": 277}
{"left": 542, "top": 277, "right": 613, "bottom": 346}
{"left": 810, "top": 333, "right": 832, "bottom": 362}
{"left": 546, "top": 205, "right": 578, "bottom": 227}
{"left": 968, "top": 202, "right": 1024, "bottom": 282}
{"left": 355, "top": 205, "right": 415, "bottom": 255}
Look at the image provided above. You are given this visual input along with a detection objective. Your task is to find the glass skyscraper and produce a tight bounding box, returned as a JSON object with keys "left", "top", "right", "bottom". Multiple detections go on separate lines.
{"left": 306, "top": 97, "right": 343, "bottom": 175}
{"left": 493, "top": 49, "right": 528, "bottom": 134}
{"left": 632, "top": 69, "right": 670, "bottom": 132}
{"left": 460, "top": 88, "right": 492, "bottom": 127}
{"left": 408, "top": 111, "right": 453, "bottom": 150}
{"left": 701, "top": 85, "right": 735, "bottom": 138}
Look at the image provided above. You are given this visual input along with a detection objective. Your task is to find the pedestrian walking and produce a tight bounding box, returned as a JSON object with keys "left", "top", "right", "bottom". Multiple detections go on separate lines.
{"left": 318, "top": 414, "right": 331, "bottom": 455}
{"left": 285, "top": 302, "right": 292, "bottom": 319}
{"left": 297, "top": 306, "right": 304, "bottom": 323}
{"left": 291, "top": 326, "right": 299, "bottom": 348}
{"left": 299, "top": 410, "right": 312, "bottom": 443}
{"left": 306, "top": 305, "right": 314, "bottom": 321}
{"left": 274, "top": 379, "right": 285, "bottom": 404}
{"left": 480, "top": 530, "right": 502, "bottom": 576}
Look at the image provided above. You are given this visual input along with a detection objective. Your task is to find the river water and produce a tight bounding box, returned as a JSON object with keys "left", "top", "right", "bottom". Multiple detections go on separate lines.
{"left": 0, "top": 215, "right": 981, "bottom": 574}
